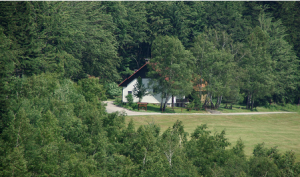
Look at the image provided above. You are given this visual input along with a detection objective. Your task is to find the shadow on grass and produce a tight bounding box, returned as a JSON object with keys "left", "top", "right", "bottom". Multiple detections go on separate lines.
{"left": 122, "top": 102, "right": 298, "bottom": 114}
{"left": 135, "top": 104, "right": 207, "bottom": 113}
{"left": 216, "top": 104, "right": 259, "bottom": 113}
{"left": 216, "top": 103, "right": 299, "bottom": 113}
{"left": 266, "top": 104, "right": 300, "bottom": 113}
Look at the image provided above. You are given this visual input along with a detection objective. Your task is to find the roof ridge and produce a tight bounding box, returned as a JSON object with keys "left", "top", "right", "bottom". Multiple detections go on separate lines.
{"left": 118, "top": 62, "right": 149, "bottom": 86}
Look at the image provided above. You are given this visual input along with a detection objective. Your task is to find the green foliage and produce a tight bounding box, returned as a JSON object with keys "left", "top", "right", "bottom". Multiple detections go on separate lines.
{"left": 1, "top": 1, "right": 299, "bottom": 106}
{"left": 1, "top": 1, "right": 300, "bottom": 176}
{"left": 77, "top": 77, "right": 107, "bottom": 102}
{"left": 249, "top": 156, "right": 279, "bottom": 176}
{"left": 149, "top": 35, "right": 194, "bottom": 110}
{"left": 191, "top": 90, "right": 202, "bottom": 109}
{"left": 0, "top": 74, "right": 119, "bottom": 176}
{"left": 133, "top": 76, "right": 149, "bottom": 102}
{"left": 105, "top": 82, "right": 122, "bottom": 99}
{"left": 186, "top": 124, "right": 231, "bottom": 176}
{"left": 114, "top": 97, "right": 123, "bottom": 106}
{"left": 125, "top": 93, "right": 133, "bottom": 106}
{"left": 185, "top": 102, "right": 195, "bottom": 111}
{"left": 191, "top": 30, "right": 238, "bottom": 109}
{"left": 1, "top": 73, "right": 299, "bottom": 176}
{"left": 0, "top": 147, "right": 30, "bottom": 177}
{"left": 66, "top": 2, "right": 121, "bottom": 82}
{"left": 259, "top": 12, "right": 299, "bottom": 103}
{"left": 266, "top": 103, "right": 300, "bottom": 113}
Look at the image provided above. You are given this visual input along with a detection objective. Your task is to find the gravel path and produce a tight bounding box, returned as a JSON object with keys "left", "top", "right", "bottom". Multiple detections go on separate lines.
{"left": 103, "top": 101, "right": 295, "bottom": 116}
{"left": 103, "top": 101, "right": 162, "bottom": 116}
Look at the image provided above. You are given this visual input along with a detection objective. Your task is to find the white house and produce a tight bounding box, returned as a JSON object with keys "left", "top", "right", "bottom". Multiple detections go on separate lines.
{"left": 118, "top": 62, "right": 179, "bottom": 106}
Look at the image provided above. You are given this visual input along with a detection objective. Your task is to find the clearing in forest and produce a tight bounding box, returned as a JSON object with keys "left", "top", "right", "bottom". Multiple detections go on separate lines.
{"left": 126, "top": 113, "right": 300, "bottom": 161}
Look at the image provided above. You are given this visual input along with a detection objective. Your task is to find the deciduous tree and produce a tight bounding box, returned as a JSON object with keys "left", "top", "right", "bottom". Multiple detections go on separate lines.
{"left": 149, "top": 36, "right": 194, "bottom": 111}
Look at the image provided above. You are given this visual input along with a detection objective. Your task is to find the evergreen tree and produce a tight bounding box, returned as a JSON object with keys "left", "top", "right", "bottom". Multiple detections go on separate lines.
{"left": 258, "top": 12, "right": 299, "bottom": 104}
{"left": 133, "top": 76, "right": 149, "bottom": 102}
{"left": 0, "top": 27, "right": 15, "bottom": 132}
{"left": 65, "top": 2, "right": 120, "bottom": 81}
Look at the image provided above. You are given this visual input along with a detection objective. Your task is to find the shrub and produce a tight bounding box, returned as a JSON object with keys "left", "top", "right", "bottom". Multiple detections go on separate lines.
{"left": 131, "top": 103, "right": 138, "bottom": 110}
{"left": 105, "top": 82, "right": 122, "bottom": 99}
{"left": 126, "top": 94, "right": 133, "bottom": 106}
{"left": 186, "top": 102, "right": 195, "bottom": 111}
{"left": 115, "top": 97, "right": 122, "bottom": 106}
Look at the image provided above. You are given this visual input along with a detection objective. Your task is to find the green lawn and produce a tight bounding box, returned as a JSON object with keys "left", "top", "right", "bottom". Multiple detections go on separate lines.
{"left": 116, "top": 101, "right": 299, "bottom": 114}
{"left": 216, "top": 103, "right": 300, "bottom": 113}
{"left": 126, "top": 113, "right": 300, "bottom": 161}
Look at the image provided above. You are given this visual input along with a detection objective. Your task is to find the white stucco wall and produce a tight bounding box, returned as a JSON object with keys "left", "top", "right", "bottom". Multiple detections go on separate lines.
{"left": 122, "top": 78, "right": 175, "bottom": 104}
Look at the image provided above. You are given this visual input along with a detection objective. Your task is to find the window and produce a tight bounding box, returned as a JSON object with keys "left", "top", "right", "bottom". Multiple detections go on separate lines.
{"left": 128, "top": 91, "right": 132, "bottom": 95}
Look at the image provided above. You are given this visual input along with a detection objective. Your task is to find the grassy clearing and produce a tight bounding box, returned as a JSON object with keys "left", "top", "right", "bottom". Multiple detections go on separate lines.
{"left": 126, "top": 113, "right": 300, "bottom": 161}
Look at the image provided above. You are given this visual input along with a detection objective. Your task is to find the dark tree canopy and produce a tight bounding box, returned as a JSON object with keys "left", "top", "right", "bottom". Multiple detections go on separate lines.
{"left": 1, "top": 1, "right": 300, "bottom": 176}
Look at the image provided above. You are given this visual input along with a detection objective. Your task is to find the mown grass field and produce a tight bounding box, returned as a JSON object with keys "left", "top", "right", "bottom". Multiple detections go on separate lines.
{"left": 126, "top": 113, "right": 300, "bottom": 161}
{"left": 121, "top": 102, "right": 299, "bottom": 114}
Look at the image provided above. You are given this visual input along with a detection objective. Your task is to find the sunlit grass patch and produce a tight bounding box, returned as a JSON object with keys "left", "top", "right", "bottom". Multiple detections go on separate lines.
{"left": 126, "top": 113, "right": 300, "bottom": 161}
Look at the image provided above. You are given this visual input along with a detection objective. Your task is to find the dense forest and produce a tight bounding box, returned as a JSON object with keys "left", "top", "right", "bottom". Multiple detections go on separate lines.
{"left": 1, "top": 1, "right": 300, "bottom": 176}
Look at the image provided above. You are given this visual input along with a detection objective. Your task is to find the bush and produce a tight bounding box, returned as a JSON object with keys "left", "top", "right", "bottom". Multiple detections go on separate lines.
{"left": 131, "top": 103, "right": 138, "bottom": 110}
{"left": 115, "top": 97, "right": 122, "bottom": 106}
{"left": 105, "top": 82, "right": 122, "bottom": 99}
{"left": 126, "top": 94, "right": 133, "bottom": 107}
{"left": 186, "top": 102, "right": 195, "bottom": 111}
{"left": 191, "top": 91, "right": 202, "bottom": 109}
{"left": 265, "top": 103, "right": 300, "bottom": 112}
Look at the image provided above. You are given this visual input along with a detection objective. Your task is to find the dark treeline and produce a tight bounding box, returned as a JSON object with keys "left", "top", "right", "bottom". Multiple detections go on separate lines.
{"left": 1, "top": 1, "right": 300, "bottom": 176}
{"left": 1, "top": 1, "right": 300, "bottom": 106}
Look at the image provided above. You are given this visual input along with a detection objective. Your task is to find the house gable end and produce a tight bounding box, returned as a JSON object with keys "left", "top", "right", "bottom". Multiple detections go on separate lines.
{"left": 119, "top": 63, "right": 149, "bottom": 87}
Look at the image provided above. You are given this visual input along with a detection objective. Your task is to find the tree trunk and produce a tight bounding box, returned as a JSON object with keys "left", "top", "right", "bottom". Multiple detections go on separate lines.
{"left": 205, "top": 92, "right": 211, "bottom": 109}
{"left": 215, "top": 97, "right": 219, "bottom": 109}
{"left": 217, "top": 96, "right": 222, "bottom": 108}
{"left": 163, "top": 94, "right": 170, "bottom": 111}
{"left": 247, "top": 94, "right": 253, "bottom": 110}
{"left": 247, "top": 94, "right": 251, "bottom": 109}
{"left": 199, "top": 77, "right": 203, "bottom": 106}
{"left": 160, "top": 96, "right": 163, "bottom": 112}
{"left": 246, "top": 95, "right": 249, "bottom": 109}
{"left": 249, "top": 95, "right": 252, "bottom": 110}
{"left": 203, "top": 99, "right": 207, "bottom": 108}
{"left": 211, "top": 101, "right": 215, "bottom": 109}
